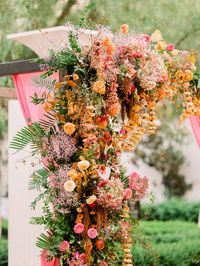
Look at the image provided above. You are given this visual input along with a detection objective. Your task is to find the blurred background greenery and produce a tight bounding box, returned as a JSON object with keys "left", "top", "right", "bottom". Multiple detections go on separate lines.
{"left": 0, "top": 1, "right": 200, "bottom": 265}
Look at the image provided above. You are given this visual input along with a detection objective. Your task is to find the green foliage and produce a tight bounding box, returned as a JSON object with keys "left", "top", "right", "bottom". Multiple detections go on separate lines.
{"left": 0, "top": 105, "right": 7, "bottom": 139}
{"left": 0, "top": 239, "right": 8, "bottom": 266}
{"left": 10, "top": 122, "right": 45, "bottom": 153}
{"left": 141, "top": 198, "right": 200, "bottom": 222}
{"left": 133, "top": 221, "right": 200, "bottom": 266}
{"left": 32, "top": 76, "right": 57, "bottom": 91}
{"left": 0, "top": 219, "right": 8, "bottom": 266}
{"left": 68, "top": 31, "right": 81, "bottom": 53}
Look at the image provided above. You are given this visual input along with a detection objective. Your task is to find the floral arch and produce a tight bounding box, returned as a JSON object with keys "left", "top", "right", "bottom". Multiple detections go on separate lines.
{"left": 10, "top": 24, "right": 200, "bottom": 266}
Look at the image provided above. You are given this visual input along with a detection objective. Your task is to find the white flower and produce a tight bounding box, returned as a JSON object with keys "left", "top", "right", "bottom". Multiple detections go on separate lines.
{"left": 77, "top": 160, "right": 90, "bottom": 171}
{"left": 98, "top": 167, "right": 111, "bottom": 180}
{"left": 86, "top": 195, "right": 97, "bottom": 205}
{"left": 64, "top": 180, "right": 76, "bottom": 192}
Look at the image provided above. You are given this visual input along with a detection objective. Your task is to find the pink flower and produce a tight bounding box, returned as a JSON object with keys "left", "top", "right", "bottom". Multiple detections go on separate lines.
{"left": 100, "top": 261, "right": 108, "bottom": 266}
{"left": 124, "top": 188, "right": 133, "bottom": 199}
{"left": 167, "top": 43, "right": 174, "bottom": 52}
{"left": 119, "top": 129, "right": 127, "bottom": 135}
{"left": 129, "top": 172, "right": 149, "bottom": 200}
{"left": 143, "top": 34, "right": 151, "bottom": 43}
{"left": 58, "top": 240, "right": 69, "bottom": 252}
{"left": 87, "top": 228, "right": 98, "bottom": 239}
{"left": 129, "top": 172, "right": 140, "bottom": 190}
{"left": 74, "top": 223, "right": 85, "bottom": 234}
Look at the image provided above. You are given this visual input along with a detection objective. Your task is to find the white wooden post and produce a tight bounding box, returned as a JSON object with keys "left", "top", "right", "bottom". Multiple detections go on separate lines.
{"left": 8, "top": 100, "right": 43, "bottom": 266}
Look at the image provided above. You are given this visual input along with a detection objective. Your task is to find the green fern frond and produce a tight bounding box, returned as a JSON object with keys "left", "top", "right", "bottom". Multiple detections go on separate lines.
{"left": 10, "top": 122, "right": 45, "bottom": 151}
{"left": 32, "top": 76, "right": 57, "bottom": 91}
{"left": 39, "top": 111, "right": 57, "bottom": 130}
{"left": 36, "top": 232, "right": 53, "bottom": 250}
{"left": 29, "top": 168, "right": 49, "bottom": 191}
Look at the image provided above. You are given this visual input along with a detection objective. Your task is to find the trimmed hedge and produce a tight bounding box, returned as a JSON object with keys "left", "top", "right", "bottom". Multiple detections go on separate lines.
{"left": 0, "top": 219, "right": 8, "bottom": 266}
{"left": 141, "top": 198, "right": 200, "bottom": 222}
{"left": 0, "top": 239, "right": 8, "bottom": 266}
{"left": 133, "top": 221, "right": 200, "bottom": 266}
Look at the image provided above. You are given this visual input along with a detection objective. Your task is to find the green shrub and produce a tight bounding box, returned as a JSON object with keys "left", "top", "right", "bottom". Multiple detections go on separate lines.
{"left": 133, "top": 221, "right": 200, "bottom": 266}
{"left": 141, "top": 198, "right": 200, "bottom": 222}
{"left": 0, "top": 239, "right": 8, "bottom": 266}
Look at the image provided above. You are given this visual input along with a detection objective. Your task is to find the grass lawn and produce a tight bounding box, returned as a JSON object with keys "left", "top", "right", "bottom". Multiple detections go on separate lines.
{"left": 133, "top": 221, "right": 200, "bottom": 266}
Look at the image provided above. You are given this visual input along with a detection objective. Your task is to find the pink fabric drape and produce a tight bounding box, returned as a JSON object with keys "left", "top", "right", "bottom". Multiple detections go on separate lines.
{"left": 13, "top": 72, "right": 58, "bottom": 124}
{"left": 190, "top": 116, "right": 200, "bottom": 148}
{"left": 41, "top": 250, "right": 59, "bottom": 266}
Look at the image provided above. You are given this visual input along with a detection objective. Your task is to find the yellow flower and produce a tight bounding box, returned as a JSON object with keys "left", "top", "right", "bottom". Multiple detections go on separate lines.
{"left": 151, "top": 30, "right": 163, "bottom": 42}
{"left": 170, "top": 49, "right": 180, "bottom": 56}
{"left": 92, "top": 80, "right": 106, "bottom": 95}
{"left": 73, "top": 74, "right": 79, "bottom": 81}
{"left": 155, "top": 41, "right": 166, "bottom": 51}
{"left": 86, "top": 195, "right": 97, "bottom": 205}
{"left": 68, "top": 169, "right": 79, "bottom": 180}
{"left": 77, "top": 160, "right": 90, "bottom": 171}
{"left": 64, "top": 180, "right": 76, "bottom": 192}
{"left": 63, "top": 122, "right": 76, "bottom": 135}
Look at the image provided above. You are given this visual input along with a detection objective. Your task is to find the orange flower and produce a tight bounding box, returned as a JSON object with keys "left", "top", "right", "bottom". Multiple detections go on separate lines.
{"left": 43, "top": 102, "right": 52, "bottom": 112}
{"left": 63, "top": 122, "right": 76, "bottom": 135}
{"left": 92, "top": 80, "right": 106, "bottom": 94}
{"left": 95, "top": 115, "right": 108, "bottom": 129}
{"left": 120, "top": 24, "right": 129, "bottom": 34}
{"left": 68, "top": 169, "right": 79, "bottom": 180}
{"left": 103, "top": 37, "right": 112, "bottom": 46}
{"left": 107, "top": 103, "right": 121, "bottom": 117}
{"left": 67, "top": 80, "right": 76, "bottom": 88}
{"left": 103, "top": 131, "right": 112, "bottom": 143}
{"left": 59, "top": 115, "right": 66, "bottom": 123}
{"left": 184, "top": 70, "right": 193, "bottom": 82}
{"left": 95, "top": 239, "right": 105, "bottom": 250}
{"left": 106, "top": 44, "right": 115, "bottom": 56}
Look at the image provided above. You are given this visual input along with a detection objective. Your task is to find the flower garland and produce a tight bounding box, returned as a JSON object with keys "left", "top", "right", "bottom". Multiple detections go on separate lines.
{"left": 11, "top": 24, "right": 200, "bottom": 265}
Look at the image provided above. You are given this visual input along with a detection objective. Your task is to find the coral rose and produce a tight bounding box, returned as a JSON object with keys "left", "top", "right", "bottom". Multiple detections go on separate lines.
{"left": 77, "top": 160, "right": 90, "bottom": 171}
{"left": 87, "top": 228, "right": 98, "bottom": 239}
{"left": 58, "top": 240, "right": 69, "bottom": 252}
{"left": 64, "top": 180, "right": 76, "bottom": 192}
{"left": 120, "top": 24, "right": 129, "bottom": 34}
{"left": 74, "top": 223, "right": 85, "bottom": 234}
{"left": 63, "top": 122, "right": 76, "bottom": 135}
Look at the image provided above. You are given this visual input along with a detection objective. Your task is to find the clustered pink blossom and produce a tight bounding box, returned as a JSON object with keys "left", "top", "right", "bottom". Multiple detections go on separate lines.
{"left": 67, "top": 252, "right": 88, "bottom": 266}
{"left": 43, "top": 129, "right": 77, "bottom": 164}
{"left": 129, "top": 172, "right": 148, "bottom": 200}
{"left": 97, "top": 178, "right": 124, "bottom": 210}
{"left": 138, "top": 50, "right": 168, "bottom": 90}
{"left": 52, "top": 165, "right": 78, "bottom": 214}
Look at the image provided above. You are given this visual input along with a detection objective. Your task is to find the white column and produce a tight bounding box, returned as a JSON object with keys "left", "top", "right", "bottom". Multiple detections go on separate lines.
{"left": 8, "top": 100, "right": 43, "bottom": 266}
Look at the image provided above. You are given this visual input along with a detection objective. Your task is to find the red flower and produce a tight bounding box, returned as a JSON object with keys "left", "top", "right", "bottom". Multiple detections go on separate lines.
{"left": 103, "top": 131, "right": 112, "bottom": 143}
